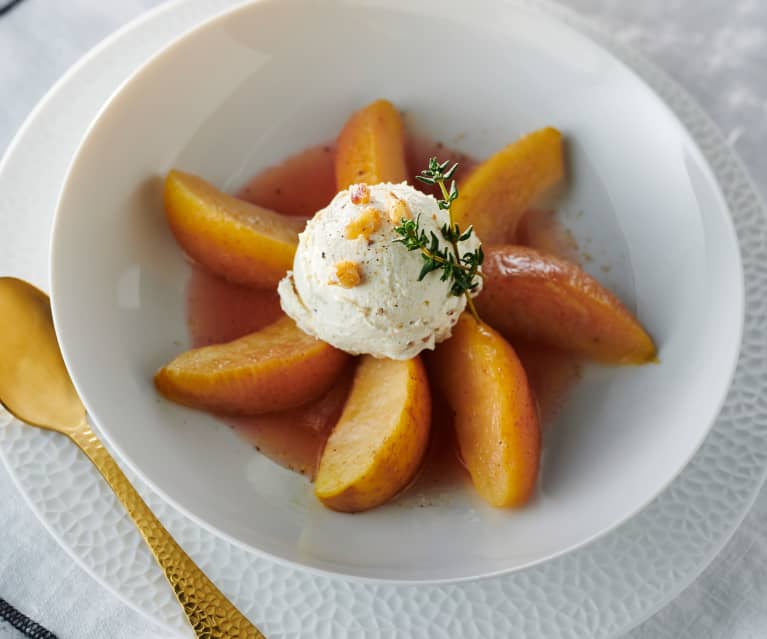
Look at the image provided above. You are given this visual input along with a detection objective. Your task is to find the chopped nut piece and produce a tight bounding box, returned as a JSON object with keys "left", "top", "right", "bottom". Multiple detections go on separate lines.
{"left": 332, "top": 261, "right": 363, "bottom": 288}
{"left": 349, "top": 183, "right": 371, "bottom": 205}
{"left": 388, "top": 192, "right": 412, "bottom": 224}
{"left": 345, "top": 207, "right": 381, "bottom": 241}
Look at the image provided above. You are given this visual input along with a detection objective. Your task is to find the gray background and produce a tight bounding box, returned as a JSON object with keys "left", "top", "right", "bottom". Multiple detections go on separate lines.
{"left": 0, "top": 1, "right": 765, "bottom": 637}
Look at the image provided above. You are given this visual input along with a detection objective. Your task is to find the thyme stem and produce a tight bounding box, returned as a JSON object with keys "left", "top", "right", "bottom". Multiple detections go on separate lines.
{"left": 393, "top": 158, "right": 484, "bottom": 321}
{"left": 437, "top": 177, "right": 479, "bottom": 319}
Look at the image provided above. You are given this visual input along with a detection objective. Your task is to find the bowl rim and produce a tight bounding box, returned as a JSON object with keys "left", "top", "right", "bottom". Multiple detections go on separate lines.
{"left": 49, "top": 0, "right": 745, "bottom": 584}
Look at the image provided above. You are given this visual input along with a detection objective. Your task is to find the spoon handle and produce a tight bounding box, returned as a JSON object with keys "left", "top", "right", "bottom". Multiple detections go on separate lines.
{"left": 67, "top": 420, "right": 265, "bottom": 639}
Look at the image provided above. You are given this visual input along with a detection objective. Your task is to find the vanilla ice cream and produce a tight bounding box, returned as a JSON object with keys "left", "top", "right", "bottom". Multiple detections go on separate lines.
{"left": 278, "top": 182, "right": 482, "bottom": 359}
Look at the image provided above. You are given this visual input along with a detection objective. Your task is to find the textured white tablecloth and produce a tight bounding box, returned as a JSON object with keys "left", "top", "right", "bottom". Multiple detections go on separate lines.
{"left": 1, "top": 1, "right": 765, "bottom": 638}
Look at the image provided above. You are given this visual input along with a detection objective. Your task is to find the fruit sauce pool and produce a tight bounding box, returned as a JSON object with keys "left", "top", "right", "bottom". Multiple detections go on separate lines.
{"left": 186, "top": 137, "right": 581, "bottom": 487}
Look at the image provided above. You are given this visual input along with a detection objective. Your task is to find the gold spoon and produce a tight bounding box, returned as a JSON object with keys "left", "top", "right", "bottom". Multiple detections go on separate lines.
{"left": 0, "top": 277, "right": 265, "bottom": 639}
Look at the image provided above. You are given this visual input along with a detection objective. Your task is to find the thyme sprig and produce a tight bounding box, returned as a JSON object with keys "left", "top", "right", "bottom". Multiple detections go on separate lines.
{"left": 393, "top": 158, "right": 484, "bottom": 319}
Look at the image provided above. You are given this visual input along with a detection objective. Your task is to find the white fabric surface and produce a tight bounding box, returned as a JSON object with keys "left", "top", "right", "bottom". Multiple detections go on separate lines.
{"left": 0, "top": 622, "right": 20, "bottom": 639}
{"left": 0, "top": 1, "right": 765, "bottom": 638}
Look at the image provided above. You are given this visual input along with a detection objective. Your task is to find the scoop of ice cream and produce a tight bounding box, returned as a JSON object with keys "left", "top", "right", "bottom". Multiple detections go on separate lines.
{"left": 278, "top": 182, "right": 482, "bottom": 359}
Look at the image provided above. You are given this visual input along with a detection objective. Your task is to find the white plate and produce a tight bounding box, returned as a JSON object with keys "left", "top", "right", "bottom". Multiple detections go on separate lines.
{"left": 49, "top": 0, "right": 743, "bottom": 582}
{"left": 1, "top": 0, "right": 766, "bottom": 635}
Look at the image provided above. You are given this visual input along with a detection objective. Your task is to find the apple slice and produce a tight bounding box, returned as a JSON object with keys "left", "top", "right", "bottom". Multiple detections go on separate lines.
{"left": 476, "top": 245, "right": 657, "bottom": 364}
{"left": 314, "top": 355, "right": 431, "bottom": 512}
{"left": 164, "top": 170, "right": 307, "bottom": 288}
{"left": 452, "top": 127, "right": 564, "bottom": 244}
{"left": 155, "top": 316, "right": 349, "bottom": 415}
{"left": 335, "top": 99, "right": 408, "bottom": 190}
{"left": 428, "top": 314, "right": 540, "bottom": 508}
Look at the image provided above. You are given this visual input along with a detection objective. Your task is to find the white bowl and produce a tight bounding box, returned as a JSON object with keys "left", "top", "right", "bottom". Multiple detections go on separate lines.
{"left": 50, "top": 0, "right": 743, "bottom": 582}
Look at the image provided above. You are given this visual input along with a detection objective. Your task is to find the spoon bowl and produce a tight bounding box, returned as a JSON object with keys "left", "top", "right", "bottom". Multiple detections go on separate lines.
{"left": 0, "top": 277, "right": 84, "bottom": 431}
